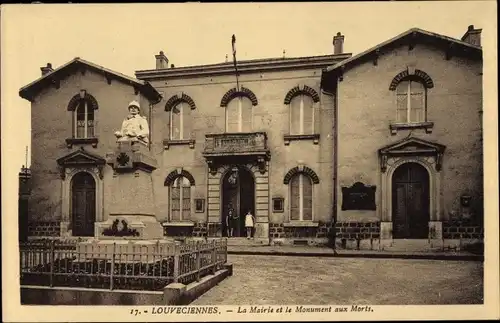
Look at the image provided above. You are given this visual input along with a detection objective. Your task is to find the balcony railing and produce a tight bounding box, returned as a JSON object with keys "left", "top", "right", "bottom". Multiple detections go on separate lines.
{"left": 203, "top": 132, "right": 269, "bottom": 155}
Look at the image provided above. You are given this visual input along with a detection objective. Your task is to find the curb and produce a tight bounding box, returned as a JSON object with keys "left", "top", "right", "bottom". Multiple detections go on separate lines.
{"left": 227, "top": 250, "right": 484, "bottom": 261}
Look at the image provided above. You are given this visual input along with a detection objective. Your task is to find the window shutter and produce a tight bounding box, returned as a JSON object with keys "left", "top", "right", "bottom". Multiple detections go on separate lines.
{"left": 290, "top": 175, "right": 300, "bottom": 220}
{"left": 410, "top": 81, "right": 424, "bottom": 122}
{"left": 302, "top": 95, "right": 314, "bottom": 134}
{"left": 171, "top": 181, "right": 181, "bottom": 221}
{"left": 182, "top": 103, "right": 192, "bottom": 139}
{"left": 241, "top": 97, "right": 253, "bottom": 132}
{"left": 226, "top": 99, "right": 239, "bottom": 132}
{"left": 182, "top": 179, "right": 191, "bottom": 220}
{"left": 396, "top": 81, "right": 409, "bottom": 123}
{"left": 171, "top": 105, "right": 182, "bottom": 140}
{"left": 87, "top": 105, "right": 94, "bottom": 138}
{"left": 290, "top": 96, "right": 301, "bottom": 135}
{"left": 76, "top": 102, "right": 86, "bottom": 138}
{"left": 302, "top": 175, "right": 313, "bottom": 221}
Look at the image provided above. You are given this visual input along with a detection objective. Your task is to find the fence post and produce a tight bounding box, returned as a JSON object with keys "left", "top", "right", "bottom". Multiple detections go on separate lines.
{"left": 49, "top": 240, "right": 55, "bottom": 287}
{"left": 195, "top": 241, "right": 201, "bottom": 282}
{"left": 173, "top": 244, "right": 180, "bottom": 283}
{"left": 110, "top": 242, "right": 116, "bottom": 291}
{"left": 212, "top": 240, "right": 217, "bottom": 275}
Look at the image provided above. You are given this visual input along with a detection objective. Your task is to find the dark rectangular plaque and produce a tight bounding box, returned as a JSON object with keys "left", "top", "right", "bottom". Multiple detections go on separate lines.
{"left": 195, "top": 198, "right": 205, "bottom": 213}
{"left": 341, "top": 182, "right": 376, "bottom": 211}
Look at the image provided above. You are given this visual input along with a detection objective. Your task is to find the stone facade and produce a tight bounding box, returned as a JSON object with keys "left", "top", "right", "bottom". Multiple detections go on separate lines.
{"left": 19, "top": 27, "right": 483, "bottom": 248}
{"left": 321, "top": 27, "right": 483, "bottom": 242}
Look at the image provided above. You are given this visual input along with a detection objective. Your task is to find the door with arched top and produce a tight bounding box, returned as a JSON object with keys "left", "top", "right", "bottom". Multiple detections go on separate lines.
{"left": 392, "top": 163, "right": 430, "bottom": 239}
{"left": 71, "top": 172, "right": 96, "bottom": 236}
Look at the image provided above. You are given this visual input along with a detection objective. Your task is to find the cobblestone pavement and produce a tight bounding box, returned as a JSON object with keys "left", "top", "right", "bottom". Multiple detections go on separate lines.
{"left": 191, "top": 255, "right": 483, "bottom": 305}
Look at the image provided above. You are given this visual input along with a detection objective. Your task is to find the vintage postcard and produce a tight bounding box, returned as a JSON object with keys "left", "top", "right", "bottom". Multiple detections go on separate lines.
{"left": 1, "top": 2, "right": 498, "bottom": 322}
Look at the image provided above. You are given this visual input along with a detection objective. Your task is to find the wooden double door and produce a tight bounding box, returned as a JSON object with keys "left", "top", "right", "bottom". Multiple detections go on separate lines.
{"left": 71, "top": 172, "right": 96, "bottom": 237}
{"left": 392, "top": 163, "right": 430, "bottom": 239}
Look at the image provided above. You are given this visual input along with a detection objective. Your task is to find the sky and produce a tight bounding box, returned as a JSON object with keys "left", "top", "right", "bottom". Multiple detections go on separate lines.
{"left": 1, "top": 2, "right": 497, "bottom": 170}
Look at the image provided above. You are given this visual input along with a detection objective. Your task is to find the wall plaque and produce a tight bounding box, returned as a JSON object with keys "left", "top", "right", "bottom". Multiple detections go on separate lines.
{"left": 341, "top": 182, "right": 376, "bottom": 211}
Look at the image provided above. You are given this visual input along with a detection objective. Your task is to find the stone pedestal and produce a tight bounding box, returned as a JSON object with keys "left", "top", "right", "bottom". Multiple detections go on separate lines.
{"left": 95, "top": 140, "right": 163, "bottom": 240}
{"left": 380, "top": 221, "right": 393, "bottom": 240}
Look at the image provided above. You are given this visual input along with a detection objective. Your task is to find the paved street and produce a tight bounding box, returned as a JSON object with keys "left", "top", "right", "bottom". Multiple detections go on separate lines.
{"left": 192, "top": 255, "right": 483, "bottom": 305}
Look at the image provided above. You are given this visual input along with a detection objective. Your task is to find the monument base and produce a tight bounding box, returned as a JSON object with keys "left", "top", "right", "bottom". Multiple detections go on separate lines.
{"left": 95, "top": 215, "right": 164, "bottom": 240}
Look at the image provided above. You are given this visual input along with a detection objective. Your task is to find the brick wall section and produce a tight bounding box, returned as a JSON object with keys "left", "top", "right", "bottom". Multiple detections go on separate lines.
{"left": 269, "top": 221, "right": 380, "bottom": 240}
{"left": 28, "top": 221, "right": 60, "bottom": 237}
{"left": 443, "top": 220, "right": 483, "bottom": 239}
{"left": 162, "top": 222, "right": 208, "bottom": 237}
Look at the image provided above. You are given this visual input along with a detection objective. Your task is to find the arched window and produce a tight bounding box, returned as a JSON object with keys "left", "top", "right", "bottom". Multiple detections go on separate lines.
{"left": 290, "top": 94, "right": 314, "bottom": 135}
{"left": 170, "top": 176, "right": 191, "bottom": 221}
{"left": 396, "top": 79, "right": 426, "bottom": 123}
{"left": 226, "top": 96, "right": 253, "bottom": 133}
{"left": 68, "top": 90, "right": 98, "bottom": 139}
{"left": 170, "top": 102, "right": 191, "bottom": 140}
{"left": 289, "top": 174, "right": 313, "bottom": 221}
{"left": 74, "top": 100, "right": 95, "bottom": 138}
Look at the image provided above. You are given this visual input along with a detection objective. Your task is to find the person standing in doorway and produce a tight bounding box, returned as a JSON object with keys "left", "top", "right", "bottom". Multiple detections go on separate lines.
{"left": 245, "top": 210, "right": 255, "bottom": 239}
{"left": 227, "top": 204, "right": 236, "bottom": 237}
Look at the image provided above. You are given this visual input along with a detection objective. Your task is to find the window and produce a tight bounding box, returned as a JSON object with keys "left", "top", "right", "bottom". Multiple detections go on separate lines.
{"left": 170, "top": 176, "right": 191, "bottom": 221}
{"left": 290, "top": 174, "right": 313, "bottom": 221}
{"left": 396, "top": 80, "right": 426, "bottom": 123}
{"left": 290, "top": 94, "right": 314, "bottom": 135}
{"left": 74, "top": 99, "right": 95, "bottom": 138}
{"left": 226, "top": 96, "right": 252, "bottom": 132}
{"left": 272, "top": 197, "right": 284, "bottom": 213}
{"left": 170, "top": 102, "right": 192, "bottom": 140}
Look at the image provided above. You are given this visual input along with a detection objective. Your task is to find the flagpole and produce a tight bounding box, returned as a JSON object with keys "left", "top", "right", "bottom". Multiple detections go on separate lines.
{"left": 232, "top": 34, "right": 240, "bottom": 92}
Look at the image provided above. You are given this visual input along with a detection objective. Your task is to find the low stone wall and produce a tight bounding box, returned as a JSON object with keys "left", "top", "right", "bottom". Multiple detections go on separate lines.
{"left": 27, "top": 221, "right": 60, "bottom": 237}
{"left": 335, "top": 221, "right": 381, "bottom": 240}
{"left": 269, "top": 221, "right": 380, "bottom": 241}
{"left": 443, "top": 220, "right": 483, "bottom": 239}
{"left": 21, "top": 266, "right": 232, "bottom": 305}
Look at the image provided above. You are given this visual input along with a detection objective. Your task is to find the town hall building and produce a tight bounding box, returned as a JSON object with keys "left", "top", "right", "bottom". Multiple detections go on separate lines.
{"left": 19, "top": 26, "right": 484, "bottom": 248}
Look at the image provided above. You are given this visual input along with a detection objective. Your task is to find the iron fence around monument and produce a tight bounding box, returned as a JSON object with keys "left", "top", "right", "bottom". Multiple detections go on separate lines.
{"left": 19, "top": 239, "right": 228, "bottom": 291}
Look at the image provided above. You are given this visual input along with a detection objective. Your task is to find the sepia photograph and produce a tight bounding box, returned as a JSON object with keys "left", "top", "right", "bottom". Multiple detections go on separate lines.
{"left": 1, "top": 2, "right": 498, "bottom": 322}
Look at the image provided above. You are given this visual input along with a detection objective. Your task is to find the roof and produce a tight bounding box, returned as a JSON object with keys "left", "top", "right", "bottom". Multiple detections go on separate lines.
{"left": 19, "top": 57, "right": 162, "bottom": 102}
{"left": 135, "top": 53, "right": 352, "bottom": 81}
{"left": 323, "top": 28, "right": 482, "bottom": 76}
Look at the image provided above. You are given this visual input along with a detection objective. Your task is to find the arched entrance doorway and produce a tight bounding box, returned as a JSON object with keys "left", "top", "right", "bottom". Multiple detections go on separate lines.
{"left": 221, "top": 166, "right": 255, "bottom": 237}
{"left": 71, "top": 172, "right": 96, "bottom": 236}
{"left": 392, "top": 162, "right": 430, "bottom": 239}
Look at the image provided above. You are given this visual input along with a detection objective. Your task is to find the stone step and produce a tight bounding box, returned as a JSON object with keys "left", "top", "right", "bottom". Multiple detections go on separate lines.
{"left": 226, "top": 237, "right": 269, "bottom": 246}
{"left": 380, "top": 239, "right": 444, "bottom": 252}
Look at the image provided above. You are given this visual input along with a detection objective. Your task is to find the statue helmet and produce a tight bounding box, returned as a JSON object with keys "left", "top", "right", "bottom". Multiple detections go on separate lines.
{"left": 128, "top": 100, "right": 141, "bottom": 111}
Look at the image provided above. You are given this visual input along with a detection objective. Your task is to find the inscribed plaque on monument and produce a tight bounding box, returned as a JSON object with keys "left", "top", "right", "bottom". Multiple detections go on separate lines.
{"left": 341, "top": 182, "right": 376, "bottom": 210}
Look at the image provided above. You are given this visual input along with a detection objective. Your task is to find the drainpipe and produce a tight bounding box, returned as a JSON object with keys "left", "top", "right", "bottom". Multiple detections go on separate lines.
{"left": 321, "top": 74, "right": 338, "bottom": 250}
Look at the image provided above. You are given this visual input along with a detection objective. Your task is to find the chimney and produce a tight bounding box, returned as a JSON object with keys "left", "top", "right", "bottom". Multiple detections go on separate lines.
{"left": 461, "top": 25, "right": 482, "bottom": 47}
{"left": 155, "top": 51, "right": 169, "bottom": 69}
{"left": 40, "top": 63, "right": 53, "bottom": 76}
{"left": 333, "top": 32, "right": 345, "bottom": 54}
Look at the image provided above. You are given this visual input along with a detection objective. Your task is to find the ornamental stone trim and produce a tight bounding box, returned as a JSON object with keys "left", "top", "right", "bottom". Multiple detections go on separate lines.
{"left": 164, "top": 168, "right": 196, "bottom": 186}
{"left": 67, "top": 91, "right": 99, "bottom": 111}
{"left": 220, "top": 86, "right": 258, "bottom": 107}
{"left": 165, "top": 93, "right": 197, "bottom": 111}
{"left": 389, "top": 68, "right": 434, "bottom": 90}
{"left": 283, "top": 165, "right": 320, "bottom": 184}
{"left": 283, "top": 85, "right": 320, "bottom": 104}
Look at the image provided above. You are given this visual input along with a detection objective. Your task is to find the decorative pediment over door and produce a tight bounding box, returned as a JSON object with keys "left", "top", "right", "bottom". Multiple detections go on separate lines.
{"left": 56, "top": 147, "right": 106, "bottom": 179}
{"left": 378, "top": 136, "right": 446, "bottom": 172}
